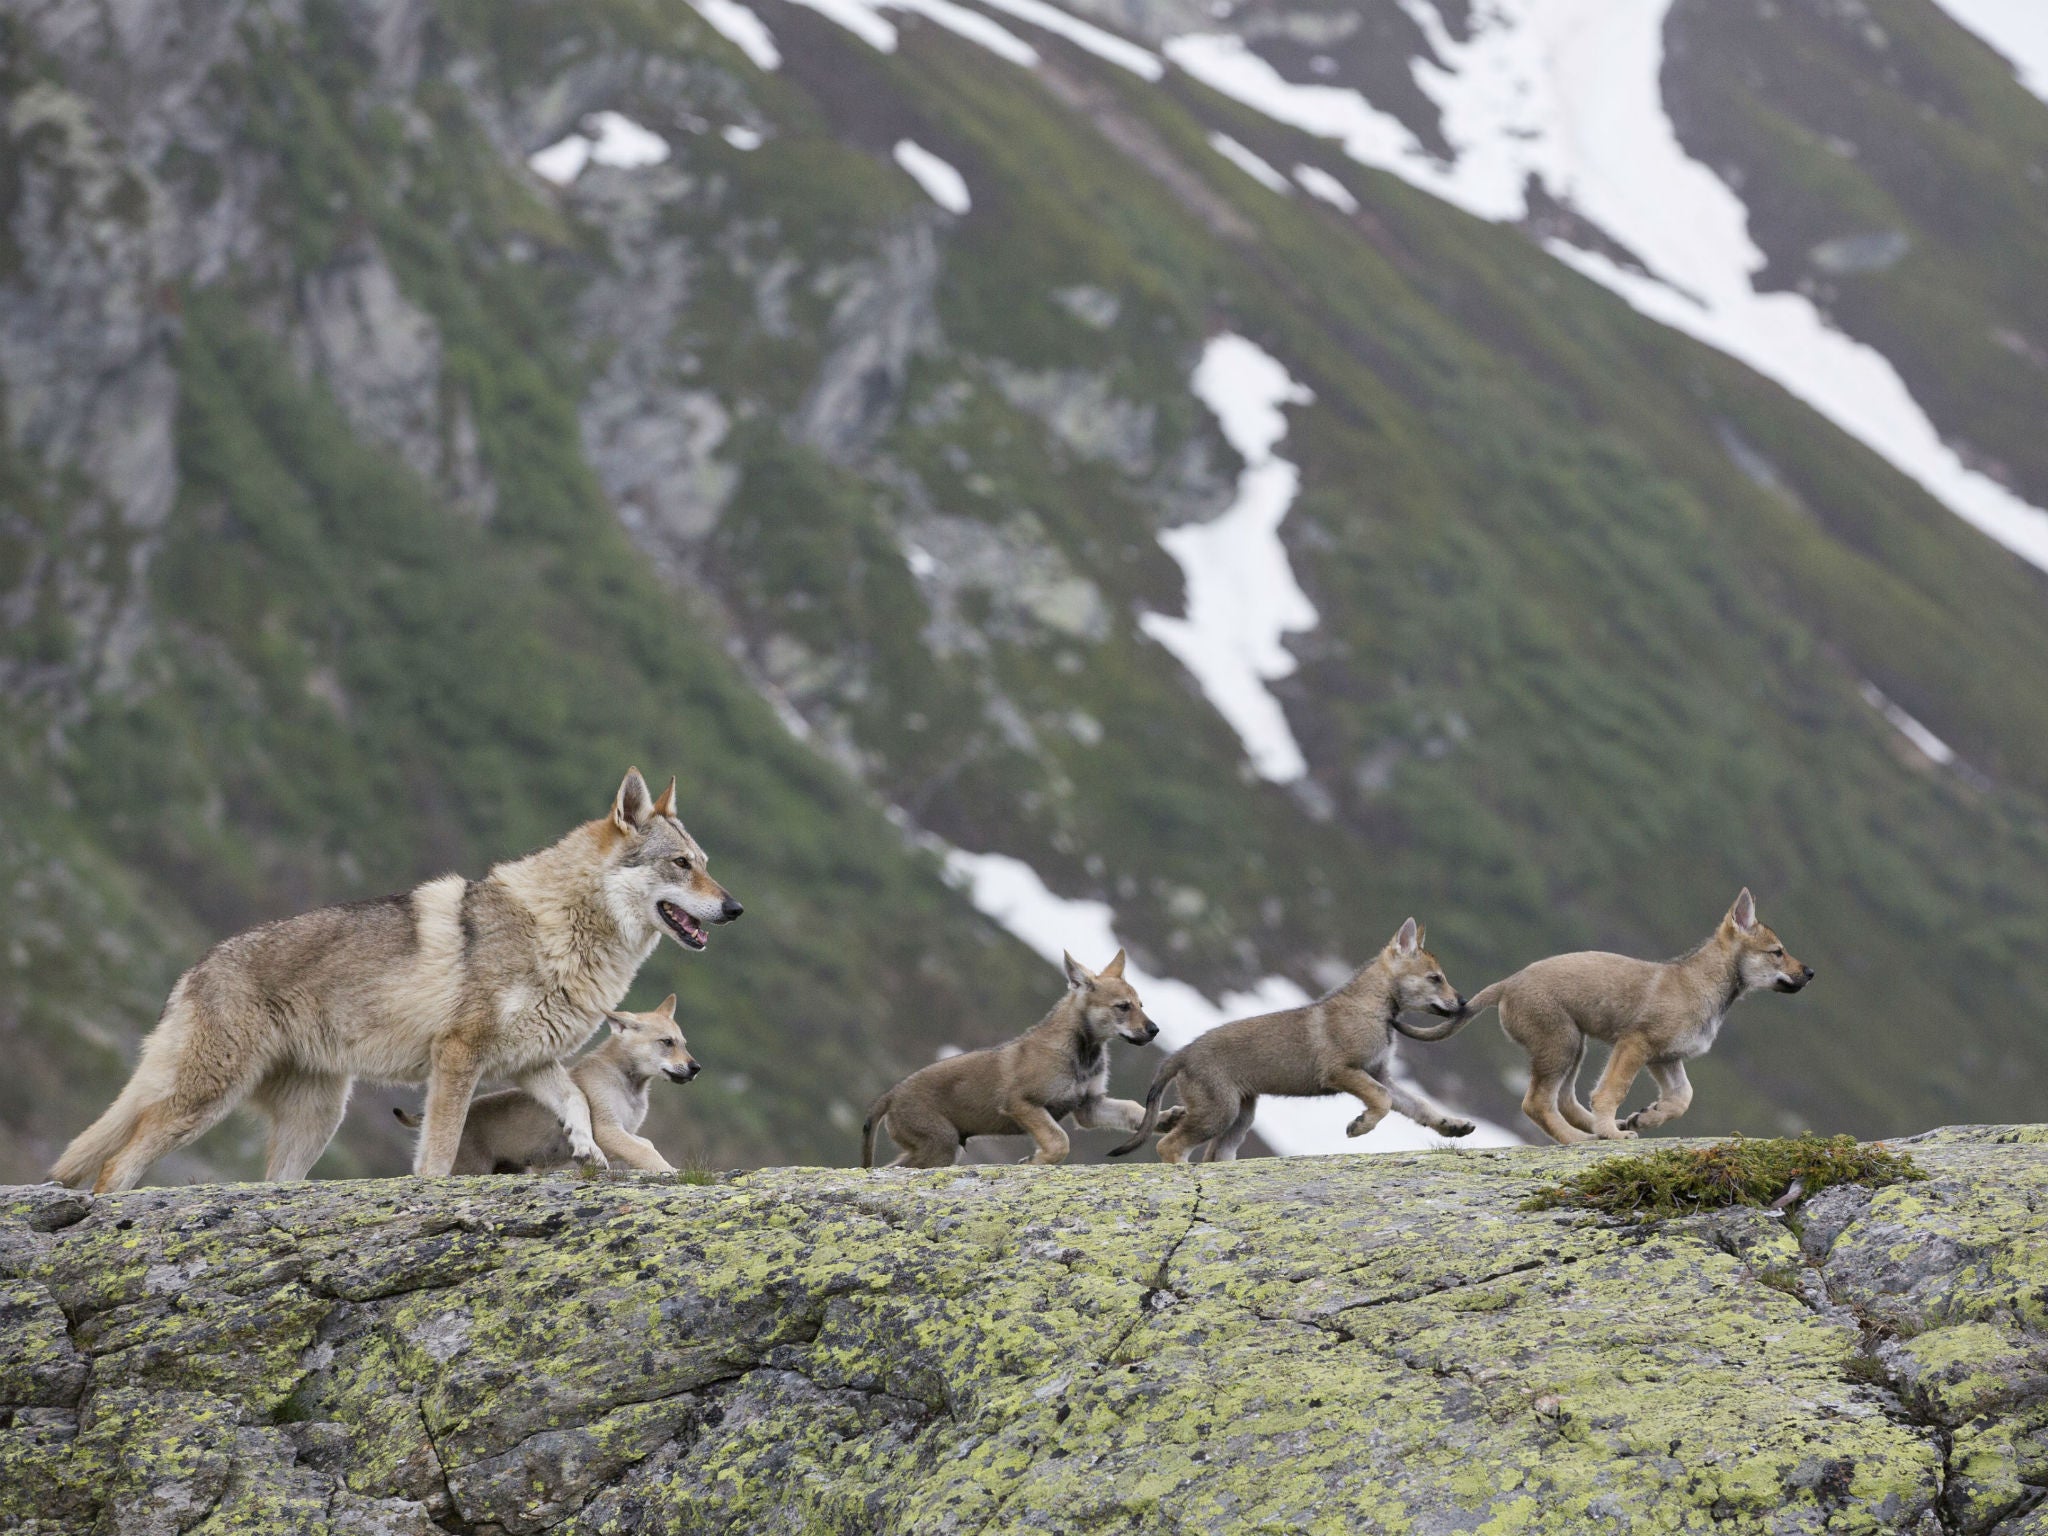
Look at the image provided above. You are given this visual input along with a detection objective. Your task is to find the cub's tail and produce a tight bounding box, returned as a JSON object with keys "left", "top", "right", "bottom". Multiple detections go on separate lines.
{"left": 860, "top": 1091, "right": 893, "bottom": 1170}
{"left": 1392, "top": 979, "right": 1506, "bottom": 1043}
{"left": 1108, "top": 1049, "right": 1190, "bottom": 1158}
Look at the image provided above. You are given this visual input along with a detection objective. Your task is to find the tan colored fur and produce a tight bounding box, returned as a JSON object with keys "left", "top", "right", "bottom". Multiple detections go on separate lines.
{"left": 52, "top": 769, "right": 742, "bottom": 1191}
{"left": 1110, "top": 919, "right": 1475, "bottom": 1163}
{"left": 1447, "top": 888, "right": 1814, "bottom": 1143}
{"left": 862, "top": 950, "right": 1162, "bottom": 1168}
{"left": 394, "top": 995, "right": 699, "bottom": 1174}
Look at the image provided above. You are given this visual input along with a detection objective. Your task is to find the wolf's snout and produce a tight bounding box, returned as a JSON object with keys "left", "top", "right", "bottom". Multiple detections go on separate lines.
{"left": 719, "top": 896, "right": 744, "bottom": 922}
{"left": 667, "top": 1061, "right": 701, "bottom": 1083}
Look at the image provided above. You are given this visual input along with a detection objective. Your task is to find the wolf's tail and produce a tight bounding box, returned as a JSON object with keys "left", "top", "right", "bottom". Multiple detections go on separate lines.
{"left": 392, "top": 1107, "right": 422, "bottom": 1130}
{"left": 1393, "top": 980, "right": 1506, "bottom": 1043}
{"left": 50, "top": 1078, "right": 151, "bottom": 1189}
{"left": 860, "top": 1091, "right": 892, "bottom": 1170}
{"left": 1108, "top": 1049, "right": 1190, "bottom": 1158}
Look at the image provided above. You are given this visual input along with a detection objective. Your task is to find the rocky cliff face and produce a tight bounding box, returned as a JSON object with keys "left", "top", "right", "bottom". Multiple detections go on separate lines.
{"left": 7, "top": 1126, "right": 2048, "bottom": 1533}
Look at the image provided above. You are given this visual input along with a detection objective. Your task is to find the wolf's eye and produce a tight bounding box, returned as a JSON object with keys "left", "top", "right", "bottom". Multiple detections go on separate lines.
{"left": 1427, "top": 972, "right": 1444, "bottom": 984}
{"left": 674, "top": 857, "right": 693, "bottom": 872}
{"left": 1769, "top": 946, "right": 1784, "bottom": 957}
{"left": 1114, "top": 1002, "right": 1130, "bottom": 1013}
{"left": 664, "top": 1037, "right": 678, "bottom": 1048}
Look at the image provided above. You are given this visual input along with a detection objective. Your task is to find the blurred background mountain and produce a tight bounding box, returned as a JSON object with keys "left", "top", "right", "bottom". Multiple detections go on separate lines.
{"left": 4, "top": 0, "right": 2047, "bottom": 1182}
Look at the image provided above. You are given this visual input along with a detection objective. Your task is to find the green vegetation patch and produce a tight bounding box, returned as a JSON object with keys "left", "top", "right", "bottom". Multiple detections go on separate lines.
{"left": 1524, "top": 1135, "right": 1924, "bottom": 1221}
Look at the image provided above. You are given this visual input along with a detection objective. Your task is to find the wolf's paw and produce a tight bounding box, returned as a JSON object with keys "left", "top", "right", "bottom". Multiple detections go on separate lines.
{"left": 571, "top": 1134, "right": 610, "bottom": 1169}
{"left": 1346, "top": 1113, "right": 1384, "bottom": 1138}
{"left": 1619, "top": 1110, "right": 1645, "bottom": 1132}
{"left": 1437, "top": 1119, "right": 1476, "bottom": 1139}
{"left": 1154, "top": 1107, "right": 1187, "bottom": 1134}
{"left": 1594, "top": 1126, "right": 1637, "bottom": 1141}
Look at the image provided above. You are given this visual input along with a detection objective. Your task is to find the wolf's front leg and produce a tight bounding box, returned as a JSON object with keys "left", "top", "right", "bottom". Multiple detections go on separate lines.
{"left": 1072, "top": 1095, "right": 1148, "bottom": 1133}
{"left": 516, "top": 1063, "right": 609, "bottom": 1169}
{"left": 417, "top": 1037, "right": 485, "bottom": 1177}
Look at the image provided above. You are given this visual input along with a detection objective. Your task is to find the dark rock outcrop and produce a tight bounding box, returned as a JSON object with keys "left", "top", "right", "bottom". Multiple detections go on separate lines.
{"left": 6, "top": 1126, "right": 2048, "bottom": 1532}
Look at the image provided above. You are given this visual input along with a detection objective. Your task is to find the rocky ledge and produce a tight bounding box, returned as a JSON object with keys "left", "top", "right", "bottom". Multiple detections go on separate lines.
{"left": 5, "top": 1127, "right": 2048, "bottom": 1534}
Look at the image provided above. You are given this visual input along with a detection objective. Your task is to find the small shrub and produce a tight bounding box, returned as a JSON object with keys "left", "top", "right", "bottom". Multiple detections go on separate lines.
{"left": 1523, "top": 1134, "right": 1923, "bottom": 1221}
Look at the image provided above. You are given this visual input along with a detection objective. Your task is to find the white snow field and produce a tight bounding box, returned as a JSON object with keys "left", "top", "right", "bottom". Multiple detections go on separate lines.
{"left": 893, "top": 140, "right": 973, "bottom": 213}
{"left": 1162, "top": 0, "right": 2048, "bottom": 576}
{"left": 945, "top": 848, "right": 1523, "bottom": 1155}
{"left": 528, "top": 112, "right": 671, "bottom": 184}
{"left": 785, "top": 0, "right": 1039, "bottom": 61}
{"left": 690, "top": 0, "right": 783, "bottom": 69}
{"left": 1141, "top": 334, "right": 1318, "bottom": 784}
{"left": 1293, "top": 163, "right": 1359, "bottom": 213}
{"left": 1930, "top": 0, "right": 2048, "bottom": 102}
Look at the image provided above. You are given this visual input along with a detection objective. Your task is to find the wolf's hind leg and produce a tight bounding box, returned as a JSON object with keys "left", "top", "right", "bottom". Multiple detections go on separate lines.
{"left": 1588, "top": 1035, "right": 1651, "bottom": 1139}
{"left": 1503, "top": 1002, "right": 1594, "bottom": 1145}
{"left": 1555, "top": 1034, "right": 1597, "bottom": 1135}
{"left": 1205, "top": 1100, "right": 1258, "bottom": 1162}
{"left": 255, "top": 1069, "right": 352, "bottom": 1181}
{"left": 1622, "top": 1060, "right": 1693, "bottom": 1132}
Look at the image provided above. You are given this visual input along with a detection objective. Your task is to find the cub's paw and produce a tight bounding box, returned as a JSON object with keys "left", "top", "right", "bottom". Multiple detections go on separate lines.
{"left": 570, "top": 1134, "right": 610, "bottom": 1169}
{"left": 1154, "top": 1106, "right": 1187, "bottom": 1134}
{"left": 1345, "top": 1114, "right": 1383, "bottom": 1138}
{"left": 1594, "top": 1126, "right": 1638, "bottom": 1141}
{"left": 1619, "top": 1110, "right": 1648, "bottom": 1132}
{"left": 1436, "top": 1119, "right": 1476, "bottom": 1139}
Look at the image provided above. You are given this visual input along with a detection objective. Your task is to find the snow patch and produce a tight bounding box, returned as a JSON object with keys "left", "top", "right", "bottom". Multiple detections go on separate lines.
{"left": 894, "top": 140, "right": 973, "bottom": 213}
{"left": 690, "top": 0, "right": 782, "bottom": 69}
{"left": 974, "top": 0, "right": 1164, "bottom": 79}
{"left": 945, "top": 847, "right": 1522, "bottom": 1154}
{"left": 783, "top": 0, "right": 899, "bottom": 50}
{"left": 1293, "top": 163, "right": 1359, "bottom": 213}
{"left": 1929, "top": 0, "right": 2048, "bottom": 102}
{"left": 1140, "top": 334, "right": 1317, "bottom": 784}
{"left": 1161, "top": 2, "right": 2048, "bottom": 577}
{"left": 1207, "top": 132, "right": 1291, "bottom": 193}
{"left": 722, "top": 125, "right": 765, "bottom": 150}
{"left": 528, "top": 112, "right": 670, "bottom": 185}
{"left": 785, "top": 0, "right": 1039, "bottom": 63}
{"left": 1859, "top": 682, "right": 1957, "bottom": 768}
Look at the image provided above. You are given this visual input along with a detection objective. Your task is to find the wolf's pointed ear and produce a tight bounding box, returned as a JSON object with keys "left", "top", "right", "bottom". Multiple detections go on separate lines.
{"left": 1063, "top": 950, "right": 1095, "bottom": 991}
{"left": 657, "top": 993, "right": 679, "bottom": 1018}
{"left": 1101, "top": 948, "right": 1127, "bottom": 979}
{"left": 613, "top": 768, "right": 655, "bottom": 832}
{"left": 1393, "top": 917, "right": 1419, "bottom": 954}
{"left": 652, "top": 777, "right": 678, "bottom": 820}
{"left": 1728, "top": 888, "right": 1757, "bottom": 933}
{"left": 602, "top": 1008, "right": 635, "bottom": 1030}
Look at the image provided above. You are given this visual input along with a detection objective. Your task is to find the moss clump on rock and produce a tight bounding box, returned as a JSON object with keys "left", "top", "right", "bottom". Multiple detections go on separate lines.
{"left": 1524, "top": 1133, "right": 1924, "bottom": 1220}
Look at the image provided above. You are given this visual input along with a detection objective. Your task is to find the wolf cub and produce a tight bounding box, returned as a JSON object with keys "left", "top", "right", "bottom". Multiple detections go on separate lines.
{"left": 396, "top": 995, "right": 699, "bottom": 1174}
{"left": 863, "top": 950, "right": 1164, "bottom": 1168}
{"left": 1425, "top": 889, "right": 1814, "bottom": 1143}
{"left": 1111, "top": 919, "right": 1476, "bottom": 1163}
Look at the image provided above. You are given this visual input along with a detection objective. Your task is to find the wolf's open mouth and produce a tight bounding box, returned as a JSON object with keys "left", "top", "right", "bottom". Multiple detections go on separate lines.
{"left": 659, "top": 901, "right": 708, "bottom": 950}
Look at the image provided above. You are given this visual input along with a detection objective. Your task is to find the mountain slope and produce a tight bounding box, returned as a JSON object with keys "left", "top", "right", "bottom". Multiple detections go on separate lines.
{"left": 2, "top": 0, "right": 2046, "bottom": 1179}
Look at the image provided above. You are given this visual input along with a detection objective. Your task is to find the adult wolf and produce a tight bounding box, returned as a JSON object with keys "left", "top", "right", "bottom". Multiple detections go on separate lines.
{"left": 52, "top": 769, "right": 741, "bottom": 1190}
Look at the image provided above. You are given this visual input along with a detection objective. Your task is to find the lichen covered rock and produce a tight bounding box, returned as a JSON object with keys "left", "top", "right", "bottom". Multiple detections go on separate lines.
{"left": 6, "top": 1127, "right": 2048, "bottom": 1533}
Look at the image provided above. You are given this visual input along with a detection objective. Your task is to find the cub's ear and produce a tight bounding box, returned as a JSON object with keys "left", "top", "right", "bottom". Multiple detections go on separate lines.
{"left": 602, "top": 1009, "right": 637, "bottom": 1031}
{"left": 652, "top": 777, "right": 678, "bottom": 819}
{"left": 657, "top": 993, "right": 679, "bottom": 1019}
{"left": 1392, "top": 917, "right": 1419, "bottom": 955}
{"left": 1100, "top": 948, "right": 1128, "bottom": 979}
{"left": 613, "top": 768, "right": 655, "bottom": 832}
{"left": 1728, "top": 888, "right": 1757, "bottom": 933}
{"left": 1062, "top": 950, "right": 1096, "bottom": 991}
